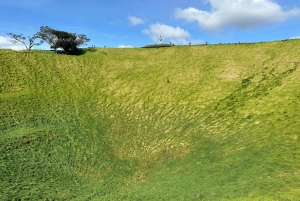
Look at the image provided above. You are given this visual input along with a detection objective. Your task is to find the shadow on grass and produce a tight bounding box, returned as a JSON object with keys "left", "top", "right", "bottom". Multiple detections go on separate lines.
{"left": 142, "top": 44, "right": 173, "bottom": 48}
{"left": 49, "top": 47, "right": 97, "bottom": 55}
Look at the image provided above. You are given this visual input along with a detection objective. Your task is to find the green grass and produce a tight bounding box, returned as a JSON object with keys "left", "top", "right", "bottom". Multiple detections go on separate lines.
{"left": 1, "top": 41, "right": 300, "bottom": 200}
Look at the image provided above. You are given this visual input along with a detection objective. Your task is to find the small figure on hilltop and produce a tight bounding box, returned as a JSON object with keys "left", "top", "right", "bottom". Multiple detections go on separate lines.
{"left": 159, "top": 35, "right": 163, "bottom": 44}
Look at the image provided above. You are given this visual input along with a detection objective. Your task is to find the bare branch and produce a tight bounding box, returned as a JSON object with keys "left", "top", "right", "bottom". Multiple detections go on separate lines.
{"left": 7, "top": 32, "right": 44, "bottom": 52}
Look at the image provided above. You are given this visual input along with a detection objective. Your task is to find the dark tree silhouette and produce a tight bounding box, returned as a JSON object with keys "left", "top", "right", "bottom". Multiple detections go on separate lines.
{"left": 38, "top": 26, "right": 90, "bottom": 55}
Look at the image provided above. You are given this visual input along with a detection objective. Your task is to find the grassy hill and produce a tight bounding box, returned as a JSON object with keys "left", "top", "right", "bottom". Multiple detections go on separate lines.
{"left": 1, "top": 40, "right": 300, "bottom": 200}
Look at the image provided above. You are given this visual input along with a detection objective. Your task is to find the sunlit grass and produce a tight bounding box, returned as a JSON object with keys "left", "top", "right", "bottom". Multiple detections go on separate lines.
{"left": 1, "top": 40, "right": 300, "bottom": 200}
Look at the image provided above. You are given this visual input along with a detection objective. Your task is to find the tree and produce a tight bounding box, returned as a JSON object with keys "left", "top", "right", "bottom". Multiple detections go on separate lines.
{"left": 38, "top": 26, "right": 90, "bottom": 55}
{"left": 7, "top": 33, "right": 44, "bottom": 53}
{"left": 37, "top": 26, "right": 57, "bottom": 50}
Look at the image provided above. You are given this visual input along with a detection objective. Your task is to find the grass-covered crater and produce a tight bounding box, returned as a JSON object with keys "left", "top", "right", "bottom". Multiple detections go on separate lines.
{"left": 1, "top": 40, "right": 300, "bottom": 200}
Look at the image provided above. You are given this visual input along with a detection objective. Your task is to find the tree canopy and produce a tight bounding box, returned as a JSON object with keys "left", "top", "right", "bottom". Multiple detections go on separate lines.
{"left": 38, "top": 26, "right": 90, "bottom": 55}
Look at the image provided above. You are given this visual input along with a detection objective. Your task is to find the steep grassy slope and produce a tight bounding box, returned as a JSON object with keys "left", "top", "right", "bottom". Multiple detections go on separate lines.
{"left": 1, "top": 40, "right": 300, "bottom": 200}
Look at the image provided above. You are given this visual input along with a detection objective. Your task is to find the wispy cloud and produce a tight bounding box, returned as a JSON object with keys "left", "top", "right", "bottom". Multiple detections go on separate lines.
{"left": 0, "top": 36, "right": 25, "bottom": 50}
{"left": 175, "top": 0, "right": 300, "bottom": 33}
{"left": 102, "top": 33, "right": 113, "bottom": 38}
{"left": 2, "top": 0, "right": 54, "bottom": 10}
{"left": 128, "top": 16, "right": 145, "bottom": 26}
{"left": 142, "top": 23, "right": 190, "bottom": 44}
{"left": 109, "top": 20, "right": 122, "bottom": 26}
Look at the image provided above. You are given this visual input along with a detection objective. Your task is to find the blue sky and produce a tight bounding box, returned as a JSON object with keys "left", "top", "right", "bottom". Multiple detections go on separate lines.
{"left": 1, "top": 0, "right": 300, "bottom": 49}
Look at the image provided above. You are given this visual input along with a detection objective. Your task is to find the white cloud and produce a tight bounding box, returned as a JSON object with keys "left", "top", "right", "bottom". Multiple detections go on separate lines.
{"left": 0, "top": 36, "right": 12, "bottom": 46}
{"left": 128, "top": 16, "right": 145, "bottom": 26}
{"left": 0, "top": 36, "right": 25, "bottom": 50}
{"left": 291, "top": 36, "right": 300, "bottom": 39}
{"left": 142, "top": 23, "right": 191, "bottom": 44}
{"left": 175, "top": 0, "right": 300, "bottom": 33}
{"left": 117, "top": 45, "right": 133, "bottom": 48}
